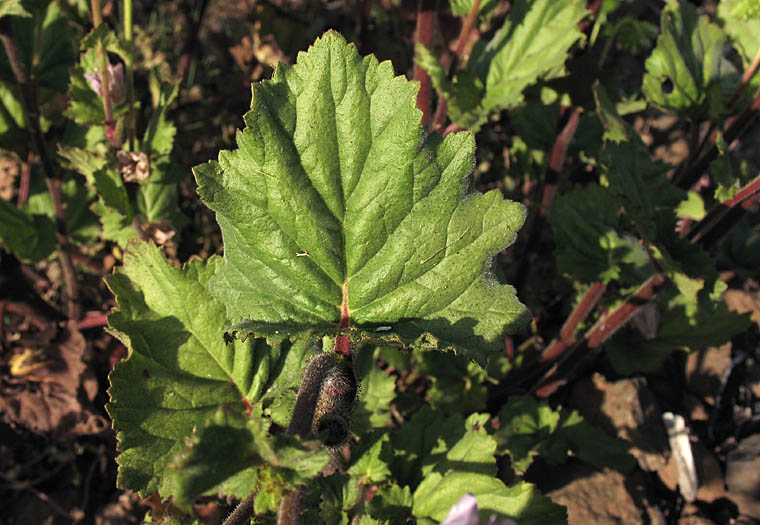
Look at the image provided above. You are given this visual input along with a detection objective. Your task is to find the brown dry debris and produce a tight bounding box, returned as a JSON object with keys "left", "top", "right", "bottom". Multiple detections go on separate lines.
{"left": 0, "top": 156, "right": 19, "bottom": 201}
{"left": 0, "top": 322, "right": 108, "bottom": 438}
{"left": 116, "top": 150, "right": 150, "bottom": 182}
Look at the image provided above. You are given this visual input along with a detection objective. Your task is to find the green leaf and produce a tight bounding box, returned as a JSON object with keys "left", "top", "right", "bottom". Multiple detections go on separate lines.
{"left": 433, "top": 0, "right": 588, "bottom": 130}
{"left": 448, "top": 0, "right": 498, "bottom": 19}
{"left": 142, "top": 83, "right": 178, "bottom": 157}
{"left": 0, "top": 82, "right": 28, "bottom": 154}
{"left": 106, "top": 242, "right": 321, "bottom": 498}
{"left": 195, "top": 31, "right": 529, "bottom": 366}
{"left": 0, "top": 0, "right": 31, "bottom": 19}
{"left": 136, "top": 159, "right": 189, "bottom": 231}
{"left": 676, "top": 191, "right": 706, "bottom": 220}
{"left": 389, "top": 406, "right": 465, "bottom": 488}
{"left": 172, "top": 407, "right": 329, "bottom": 505}
{"left": 351, "top": 346, "right": 397, "bottom": 434}
{"left": 549, "top": 184, "right": 645, "bottom": 284}
{"left": 0, "top": 196, "right": 57, "bottom": 262}
{"left": 643, "top": 0, "right": 740, "bottom": 118}
{"left": 66, "top": 48, "right": 107, "bottom": 125}
{"left": 80, "top": 23, "right": 129, "bottom": 60}
{"left": 494, "top": 396, "right": 634, "bottom": 473}
{"left": 21, "top": 175, "right": 99, "bottom": 246}
{"left": 366, "top": 483, "right": 413, "bottom": 521}
{"left": 347, "top": 432, "right": 392, "bottom": 484}
{"left": 171, "top": 408, "right": 262, "bottom": 503}
{"left": 417, "top": 349, "right": 488, "bottom": 414}
{"left": 0, "top": 1, "right": 75, "bottom": 93}
{"left": 719, "top": 0, "right": 760, "bottom": 56}
{"left": 593, "top": 82, "right": 631, "bottom": 143}
{"left": 607, "top": 288, "right": 751, "bottom": 374}
{"left": 718, "top": 0, "right": 760, "bottom": 94}
{"left": 412, "top": 413, "right": 567, "bottom": 525}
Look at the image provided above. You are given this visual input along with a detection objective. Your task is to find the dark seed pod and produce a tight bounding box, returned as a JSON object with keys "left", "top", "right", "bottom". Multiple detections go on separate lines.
{"left": 288, "top": 353, "right": 336, "bottom": 437}
{"left": 312, "top": 362, "right": 357, "bottom": 447}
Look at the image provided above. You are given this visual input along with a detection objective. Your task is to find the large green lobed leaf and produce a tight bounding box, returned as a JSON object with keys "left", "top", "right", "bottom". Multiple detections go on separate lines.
{"left": 106, "top": 242, "right": 318, "bottom": 498}
{"left": 195, "top": 31, "right": 529, "bottom": 366}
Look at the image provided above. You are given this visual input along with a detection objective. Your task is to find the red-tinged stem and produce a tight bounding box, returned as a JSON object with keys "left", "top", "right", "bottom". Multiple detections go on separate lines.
{"left": 516, "top": 107, "right": 580, "bottom": 293}
{"left": 536, "top": 173, "right": 760, "bottom": 395}
{"left": 17, "top": 152, "right": 31, "bottom": 205}
{"left": 727, "top": 46, "right": 760, "bottom": 109}
{"left": 431, "top": 0, "right": 482, "bottom": 132}
{"left": 414, "top": 0, "right": 436, "bottom": 126}
{"left": 579, "top": 0, "right": 603, "bottom": 32}
{"left": 535, "top": 274, "right": 668, "bottom": 397}
{"left": 541, "top": 282, "right": 606, "bottom": 362}
{"left": 90, "top": 0, "right": 117, "bottom": 147}
{"left": 584, "top": 273, "right": 667, "bottom": 348}
{"left": 688, "top": 174, "right": 760, "bottom": 247}
{"left": 539, "top": 107, "right": 580, "bottom": 218}
{"left": 0, "top": 22, "right": 81, "bottom": 321}
{"left": 77, "top": 314, "right": 109, "bottom": 330}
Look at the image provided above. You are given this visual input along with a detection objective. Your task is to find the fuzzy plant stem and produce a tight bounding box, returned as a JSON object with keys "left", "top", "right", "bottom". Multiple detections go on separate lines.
{"left": 123, "top": 0, "right": 135, "bottom": 151}
{"left": 226, "top": 354, "right": 336, "bottom": 525}
{"left": 0, "top": 21, "right": 81, "bottom": 321}
{"left": 223, "top": 493, "right": 253, "bottom": 525}
{"left": 90, "top": 0, "right": 117, "bottom": 147}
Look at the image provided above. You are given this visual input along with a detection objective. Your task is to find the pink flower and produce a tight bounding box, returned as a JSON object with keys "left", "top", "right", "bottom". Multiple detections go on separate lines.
{"left": 84, "top": 62, "right": 125, "bottom": 105}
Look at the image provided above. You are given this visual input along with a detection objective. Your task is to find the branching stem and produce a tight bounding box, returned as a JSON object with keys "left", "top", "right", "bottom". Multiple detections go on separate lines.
{"left": 0, "top": 19, "right": 81, "bottom": 321}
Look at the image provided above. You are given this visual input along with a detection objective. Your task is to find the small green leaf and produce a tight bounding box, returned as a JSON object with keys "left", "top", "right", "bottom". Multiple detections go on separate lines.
{"left": 0, "top": 0, "right": 31, "bottom": 19}
{"left": 549, "top": 184, "right": 644, "bottom": 284}
{"left": 417, "top": 350, "right": 488, "bottom": 414}
{"left": 676, "top": 191, "right": 706, "bottom": 221}
{"left": 389, "top": 406, "right": 465, "bottom": 488}
{"left": 643, "top": 0, "right": 740, "bottom": 118}
{"left": 142, "top": 83, "right": 178, "bottom": 157}
{"left": 448, "top": 0, "right": 498, "bottom": 19}
{"left": 136, "top": 159, "right": 189, "bottom": 231}
{"left": 366, "top": 483, "right": 413, "bottom": 521}
{"left": 196, "top": 31, "right": 529, "bottom": 366}
{"left": 352, "top": 347, "right": 397, "bottom": 434}
{"left": 171, "top": 408, "right": 263, "bottom": 503}
{"left": 66, "top": 48, "right": 107, "bottom": 125}
{"left": 593, "top": 82, "right": 631, "bottom": 143}
{"left": 719, "top": 0, "right": 760, "bottom": 97}
{"left": 0, "top": 196, "right": 57, "bottom": 262}
{"left": 348, "top": 432, "right": 392, "bottom": 484}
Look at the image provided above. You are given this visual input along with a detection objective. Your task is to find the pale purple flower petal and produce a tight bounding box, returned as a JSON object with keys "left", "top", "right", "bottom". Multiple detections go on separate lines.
{"left": 441, "top": 493, "right": 479, "bottom": 525}
{"left": 441, "top": 493, "right": 520, "bottom": 525}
